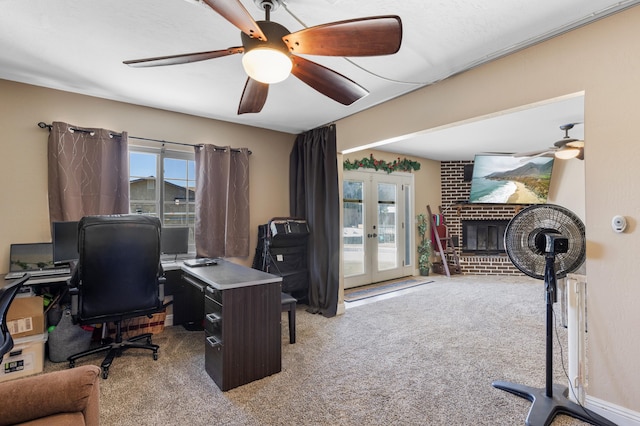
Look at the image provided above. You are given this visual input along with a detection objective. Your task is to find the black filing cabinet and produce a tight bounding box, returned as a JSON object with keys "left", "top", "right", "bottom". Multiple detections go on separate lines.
{"left": 203, "top": 286, "right": 223, "bottom": 386}
{"left": 183, "top": 274, "right": 281, "bottom": 392}
{"left": 203, "top": 283, "right": 281, "bottom": 391}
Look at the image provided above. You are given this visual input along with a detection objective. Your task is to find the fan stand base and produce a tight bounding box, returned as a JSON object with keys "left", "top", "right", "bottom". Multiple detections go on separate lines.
{"left": 492, "top": 381, "right": 617, "bottom": 426}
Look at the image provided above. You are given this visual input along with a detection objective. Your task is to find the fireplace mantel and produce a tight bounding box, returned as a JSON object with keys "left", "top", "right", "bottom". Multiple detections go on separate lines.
{"left": 449, "top": 203, "right": 524, "bottom": 217}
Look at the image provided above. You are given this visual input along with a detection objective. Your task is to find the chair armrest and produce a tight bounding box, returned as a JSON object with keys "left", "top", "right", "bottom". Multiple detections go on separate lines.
{"left": 69, "top": 286, "right": 79, "bottom": 319}
{"left": 67, "top": 267, "right": 81, "bottom": 319}
{"left": 0, "top": 365, "right": 101, "bottom": 426}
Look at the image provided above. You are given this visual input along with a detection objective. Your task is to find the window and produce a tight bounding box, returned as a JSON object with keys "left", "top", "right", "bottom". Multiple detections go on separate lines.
{"left": 129, "top": 147, "right": 196, "bottom": 252}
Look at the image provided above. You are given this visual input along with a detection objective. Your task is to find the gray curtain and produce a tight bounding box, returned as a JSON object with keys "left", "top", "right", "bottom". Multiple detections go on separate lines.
{"left": 48, "top": 121, "right": 129, "bottom": 222}
{"left": 194, "top": 144, "right": 250, "bottom": 258}
{"left": 289, "top": 125, "right": 340, "bottom": 317}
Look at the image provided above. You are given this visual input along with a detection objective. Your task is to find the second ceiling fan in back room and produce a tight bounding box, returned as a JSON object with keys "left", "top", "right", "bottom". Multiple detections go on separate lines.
{"left": 124, "top": 0, "right": 403, "bottom": 114}
{"left": 516, "top": 123, "right": 585, "bottom": 160}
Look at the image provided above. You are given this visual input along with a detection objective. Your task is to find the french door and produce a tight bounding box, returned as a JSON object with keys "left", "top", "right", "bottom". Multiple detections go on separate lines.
{"left": 343, "top": 170, "right": 414, "bottom": 289}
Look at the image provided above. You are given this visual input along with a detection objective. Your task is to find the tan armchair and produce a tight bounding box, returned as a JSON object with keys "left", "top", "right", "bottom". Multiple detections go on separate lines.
{"left": 0, "top": 365, "right": 100, "bottom": 426}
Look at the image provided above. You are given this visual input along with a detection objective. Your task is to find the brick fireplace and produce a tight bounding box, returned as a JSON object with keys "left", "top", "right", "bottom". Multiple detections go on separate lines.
{"left": 438, "top": 161, "right": 522, "bottom": 275}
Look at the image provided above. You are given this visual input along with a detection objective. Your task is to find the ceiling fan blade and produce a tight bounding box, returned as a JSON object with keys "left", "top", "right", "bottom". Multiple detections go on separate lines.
{"left": 290, "top": 56, "right": 368, "bottom": 105}
{"left": 514, "top": 149, "right": 554, "bottom": 158}
{"left": 202, "top": 0, "right": 266, "bottom": 40}
{"left": 238, "top": 77, "right": 269, "bottom": 114}
{"left": 124, "top": 47, "right": 243, "bottom": 67}
{"left": 283, "top": 16, "right": 402, "bottom": 56}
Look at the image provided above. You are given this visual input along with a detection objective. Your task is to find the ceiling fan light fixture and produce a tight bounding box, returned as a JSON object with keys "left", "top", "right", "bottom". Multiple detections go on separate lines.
{"left": 566, "top": 140, "right": 584, "bottom": 149}
{"left": 555, "top": 147, "right": 581, "bottom": 160}
{"left": 242, "top": 48, "right": 292, "bottom": 84}
{"left": 240, "top": 20, "right": 292, "bottom": 84}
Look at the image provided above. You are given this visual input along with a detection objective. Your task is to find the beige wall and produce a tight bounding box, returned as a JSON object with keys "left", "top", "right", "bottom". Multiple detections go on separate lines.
{"left": 0, "top": 79, "right": 295, "bottom": 271}
{"left": 337, "top": 5, "right": 640, "bottom": 415}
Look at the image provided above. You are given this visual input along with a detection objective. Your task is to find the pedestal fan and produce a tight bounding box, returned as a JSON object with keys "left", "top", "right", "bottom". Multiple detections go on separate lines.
{"left": 493, "top": 204, "right": 616, "bottom": 426}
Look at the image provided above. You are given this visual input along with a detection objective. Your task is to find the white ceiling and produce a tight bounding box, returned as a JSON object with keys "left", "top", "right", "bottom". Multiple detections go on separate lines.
{"left": 1, "top": 0, "right": 637, "bottom": 160}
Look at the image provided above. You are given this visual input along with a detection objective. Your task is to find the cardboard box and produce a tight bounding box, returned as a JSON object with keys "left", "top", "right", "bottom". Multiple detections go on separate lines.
{"left": 6, "top": 296, "right": 44, "bottom": 339}
{"left": 0, "top": 333, "right": 47, "bottom": 383}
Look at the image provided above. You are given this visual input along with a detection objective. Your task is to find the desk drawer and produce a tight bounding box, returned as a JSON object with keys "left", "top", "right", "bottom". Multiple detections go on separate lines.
{"left": 204, "top": 290, "right": 222, "bottom": 337}
{"left": 205, "top": 285, "right": 222, "bottom": 304}
{"left": 204, "top": 310, "right": 222, "bottom": 336}
{"left": 204, "top": 331, "right": 223, "bottom": 387}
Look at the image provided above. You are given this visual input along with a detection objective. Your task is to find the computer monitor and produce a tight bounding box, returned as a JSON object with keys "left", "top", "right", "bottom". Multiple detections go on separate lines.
{"left": 161, "top": 227, "right": 189, "bottom": 255}
{"left": 52, "top": 221, "right": 79, "bottom": 265}
{"left": 9, "top": 243, "right": 56, "bottom": 273}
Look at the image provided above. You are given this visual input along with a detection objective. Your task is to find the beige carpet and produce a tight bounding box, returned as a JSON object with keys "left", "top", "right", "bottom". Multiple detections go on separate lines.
{"left": 41, "top": 274, "right": 594, "bottom": 425}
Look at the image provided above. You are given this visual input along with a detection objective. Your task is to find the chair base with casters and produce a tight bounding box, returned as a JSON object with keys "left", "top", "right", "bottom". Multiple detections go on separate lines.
{"left": 281, "top": 292, "right": 296, "bottom": 344}
{"left": 68, "top": 318, "right": 159, "bottom": 379}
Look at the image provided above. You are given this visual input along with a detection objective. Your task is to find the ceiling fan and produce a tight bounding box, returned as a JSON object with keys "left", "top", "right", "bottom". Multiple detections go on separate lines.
{"left": 123, "top": 0, "right": 403, "bottom": 115}
{"left": 516, "top": 123, "right": 585, "bottom": 160}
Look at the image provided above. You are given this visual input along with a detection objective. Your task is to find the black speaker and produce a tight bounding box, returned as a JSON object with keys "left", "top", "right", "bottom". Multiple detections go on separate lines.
{"left": 463, "top": 164, "right": 474, "bottom": 182}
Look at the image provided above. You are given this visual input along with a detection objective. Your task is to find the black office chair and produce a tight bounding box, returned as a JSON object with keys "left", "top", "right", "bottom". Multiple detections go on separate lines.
{"left": 66, "top": 215, "right": 166, "bottom": 379}
{"left": 0, "top": 274, "right": 31, "bottom": 361}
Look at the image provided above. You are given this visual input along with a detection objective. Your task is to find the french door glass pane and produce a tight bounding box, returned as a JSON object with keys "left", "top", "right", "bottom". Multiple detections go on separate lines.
{"left": 343, "top": 180, "right": 364, "bottom": 277}
{"left": 377, "top": 183, "right": 397, "bottom": 271}
{"left": 404, "top": 184, "right": 412, "bottom": 267}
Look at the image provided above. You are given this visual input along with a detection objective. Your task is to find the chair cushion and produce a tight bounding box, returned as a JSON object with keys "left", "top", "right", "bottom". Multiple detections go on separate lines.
{"left": 281, "top": 293, "right": 297, "bottom": 306}
{"left": 0, "top": 365, "right": 100, "bottom": 426}
{"left": 17, "top": 412, "right": 85, "bottom": 426}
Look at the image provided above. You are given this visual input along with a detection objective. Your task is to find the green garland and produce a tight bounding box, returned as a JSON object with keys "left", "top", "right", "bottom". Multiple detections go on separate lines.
{"left": 343, "top": 154, "right": 421, "bottom": 174}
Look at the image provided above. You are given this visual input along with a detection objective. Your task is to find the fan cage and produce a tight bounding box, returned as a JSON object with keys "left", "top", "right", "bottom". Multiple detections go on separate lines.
{"left": 504, "top": 205, "right": 586, "bottom": 280}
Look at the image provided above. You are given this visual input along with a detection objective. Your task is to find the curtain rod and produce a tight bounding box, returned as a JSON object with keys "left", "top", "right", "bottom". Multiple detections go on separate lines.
{"left": 37, "top": 122, "right": 251, "bottom": 154}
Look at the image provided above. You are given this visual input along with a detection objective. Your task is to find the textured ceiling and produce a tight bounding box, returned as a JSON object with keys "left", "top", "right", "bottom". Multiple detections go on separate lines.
{"left": 1, "top": 0, "right": 636, "bottom": 159}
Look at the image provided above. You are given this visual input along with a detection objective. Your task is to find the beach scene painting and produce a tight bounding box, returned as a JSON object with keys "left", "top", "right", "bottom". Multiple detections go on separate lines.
{"left": 469, "top": 155, "right": 554, "bottom": 204}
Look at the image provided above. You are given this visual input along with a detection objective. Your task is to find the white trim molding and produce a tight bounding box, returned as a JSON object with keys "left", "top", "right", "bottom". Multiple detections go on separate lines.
{"left": 585, "top": 395, "right": 640, "bottom": 426}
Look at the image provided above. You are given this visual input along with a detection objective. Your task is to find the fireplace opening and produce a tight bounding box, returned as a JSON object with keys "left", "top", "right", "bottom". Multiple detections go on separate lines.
{"left": 462, "top": 220, "right": 509, "bottom": 255}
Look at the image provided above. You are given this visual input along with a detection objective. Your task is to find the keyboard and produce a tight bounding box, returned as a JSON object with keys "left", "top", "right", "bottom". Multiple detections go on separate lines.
{"left": 5, "top": 267, "right": 71, "bottom": 280}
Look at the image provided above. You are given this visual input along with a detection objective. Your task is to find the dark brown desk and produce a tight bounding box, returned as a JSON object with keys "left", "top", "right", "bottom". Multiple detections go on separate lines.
{"left": 180, "top": 259, "right": 282, "bottom": 391}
